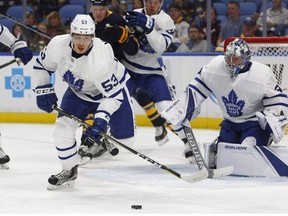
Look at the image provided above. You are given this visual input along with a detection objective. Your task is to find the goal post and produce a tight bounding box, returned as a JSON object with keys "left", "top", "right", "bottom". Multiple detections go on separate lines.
{"left": 224, "top": 37, "right": 288, "bottom": 146}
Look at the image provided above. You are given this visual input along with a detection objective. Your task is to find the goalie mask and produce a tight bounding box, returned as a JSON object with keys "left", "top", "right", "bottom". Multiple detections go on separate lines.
{"left": 224, "top": 38, "right": 251, "bottom": 78}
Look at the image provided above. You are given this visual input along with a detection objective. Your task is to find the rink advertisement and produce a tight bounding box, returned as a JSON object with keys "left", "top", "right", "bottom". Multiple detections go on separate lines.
{"left": 0, "top": 53, "right": 223, "bottom": 127}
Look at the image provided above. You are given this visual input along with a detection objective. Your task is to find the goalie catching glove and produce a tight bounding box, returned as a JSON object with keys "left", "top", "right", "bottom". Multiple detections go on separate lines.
{"left": 103, "top": 24, "right": 129, "bottom": 44}
{"left": 34, "top": 84, "right": 58, "bottom": 113}
{"left": 256, "top": 110, "right": 288, "bottom": 144}
{"left": 85, "top": 112, "right": 110, "bottom": 142}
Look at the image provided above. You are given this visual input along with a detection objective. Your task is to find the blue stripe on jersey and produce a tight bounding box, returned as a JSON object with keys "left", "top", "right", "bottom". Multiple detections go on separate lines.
{"left": 195, "top": 77, "right": 213, "bottom": 92}
{"left": 161, "top": 33, "right": 172, "bottom": 49}
{"left": 110, "top": 89, "right": 123, "bottom": 102}
{"left": 34, "top": 58, "right": 55, "bottom": 75}
{"left": 255, "top": 146, "right": 288, "bottom": 176}
{"left": 263, "top": 93, "right": 288, "bottom": 99}
{"left": 188, "top": 84, "right": 207, "bottom": 99}
{"left": 119, "top": 69, "right": 128, "bottom": 84}
{"left": 264, "top": 103, "right": 288, "bottom": 108}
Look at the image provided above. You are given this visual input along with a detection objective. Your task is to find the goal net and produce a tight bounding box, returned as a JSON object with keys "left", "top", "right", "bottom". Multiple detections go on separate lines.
{"left": 224, "top": 37, "right": 288, "bottom": 146}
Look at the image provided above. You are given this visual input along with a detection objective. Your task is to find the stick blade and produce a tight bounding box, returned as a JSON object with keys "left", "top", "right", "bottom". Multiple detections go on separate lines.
{"left": 181, "top": 168, "right": 209, "bottom": 183}
{"left": 208, "top": 166, "right": 234, "bottom": 178}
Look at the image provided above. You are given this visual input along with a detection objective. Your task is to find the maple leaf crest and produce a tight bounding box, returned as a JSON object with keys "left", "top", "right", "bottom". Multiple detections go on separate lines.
{"left": 62, "top": 70, "right": 84, "bottom": 92}
{"left": 222, "top": 90, "right": 245, "bottom": 117}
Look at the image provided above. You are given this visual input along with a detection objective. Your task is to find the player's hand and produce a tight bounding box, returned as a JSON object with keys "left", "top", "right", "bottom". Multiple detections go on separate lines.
{"left": 125, "top": 11, "right": 154, "bottom": 34}
{"left": 11, "top": 40, "right": 33, "bottom": 65}
{"left": 34, "top": 84, "right": 58, "bottom": 113}
{"left": 85, "top": 117, "right": 108, "bottom": 142}
{"left": 103, "top": 24, "right": 129, "bottom": 43}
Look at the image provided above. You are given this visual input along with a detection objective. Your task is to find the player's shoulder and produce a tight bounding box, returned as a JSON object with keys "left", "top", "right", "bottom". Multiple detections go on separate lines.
{"left": 250, "top": 60, "right": 272, "bottom": 80}
{"left": 153, "top": 10, "right": 175, "bottom": 31}
{"left": 106, "top": 11, "right": 126, "bottom": 26}
{"left": 48, "top": 34, "right": 70, "bottom": 48}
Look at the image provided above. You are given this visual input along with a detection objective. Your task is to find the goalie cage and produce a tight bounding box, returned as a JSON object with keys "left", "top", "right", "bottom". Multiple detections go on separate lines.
{"left": 224, "top": 37, "right": 288, "bottom": 147}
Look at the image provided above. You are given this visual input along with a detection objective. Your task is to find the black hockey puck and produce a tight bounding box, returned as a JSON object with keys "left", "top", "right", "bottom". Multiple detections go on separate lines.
{"left": 110, "top": 147, "right": 119, "bottom": 156}
{"left": 131, "top": 205, "right": 142, "bottom": 210}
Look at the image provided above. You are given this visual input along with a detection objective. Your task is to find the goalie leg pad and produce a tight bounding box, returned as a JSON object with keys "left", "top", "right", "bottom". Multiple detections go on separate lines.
{"left": 216, "top": 142, "right": 288, "bottom": 177}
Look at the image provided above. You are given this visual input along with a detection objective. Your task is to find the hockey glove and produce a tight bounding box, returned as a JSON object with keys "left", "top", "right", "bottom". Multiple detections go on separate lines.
{"left": 11, "top": 40, "right": 33, "bottom": 65}
{"left": 85, "top": 112, "right": 110, "bottom": 142}
{"left": 125, "top": 11, "right": 155, "bottom": 34}
{"left": 34, "top": 84, "right": 58, "bottom": 113}
{"left": 103, "top": 24, "right": 129, "bottom": 44}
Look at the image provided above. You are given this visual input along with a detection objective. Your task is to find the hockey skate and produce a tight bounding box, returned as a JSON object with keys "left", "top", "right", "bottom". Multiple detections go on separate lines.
{"left": 203, "top": 141, "right": 218, "bottom": 169}
{"left": 47, "top": 165, "right": 78, "bottom": 190}
{"left": 79, "top": 137, "right": 119, "bottom": 166}
{"left": 0, "top": 148, "right": 10, "bottom": 169}
{"left": 155, "top": 125, "right": 169, "bottom": 146}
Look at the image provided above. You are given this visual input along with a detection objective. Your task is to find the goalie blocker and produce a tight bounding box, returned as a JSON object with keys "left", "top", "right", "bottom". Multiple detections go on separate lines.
{"left": 204, "top": 141, "right": 288, "bottom": 177}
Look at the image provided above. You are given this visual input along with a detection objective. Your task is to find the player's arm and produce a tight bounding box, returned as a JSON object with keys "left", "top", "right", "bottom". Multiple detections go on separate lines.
{"left": 161, "top": 69, "right": 211, "bottom": 126}
{"left": 85, "top": 58, "right": 128, "bottom": 141}
{"left": 103, "top": 23, "right": 139, "bottom": 55}
{"left": 32, "top": 41, "right": 58, "bottom": 113}
{"left": 124, "top": 11, "right": 175, "bottom": 53}
{"left": 256, "top": 74, "right": 288, "bottom": 143}
{"left": 0, "top": 24, "right": 32, "bottom": 65}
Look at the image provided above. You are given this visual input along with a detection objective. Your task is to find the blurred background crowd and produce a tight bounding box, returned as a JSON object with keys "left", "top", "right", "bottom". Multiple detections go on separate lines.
{"left": 0, "top": 0, "right": 287, "bottom": 53}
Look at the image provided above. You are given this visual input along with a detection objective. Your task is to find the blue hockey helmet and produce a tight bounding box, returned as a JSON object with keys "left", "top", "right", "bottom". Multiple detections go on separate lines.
{"left": 224, "top": 38, "right": 251, "bottom": 78}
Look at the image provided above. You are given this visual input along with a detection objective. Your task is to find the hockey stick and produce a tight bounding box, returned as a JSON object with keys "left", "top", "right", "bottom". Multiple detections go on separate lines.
{"left": 0, "top": 58, "right": 21, "bottom": 69}
{"left": 53, "top": 106, "right": 208, "bottom": 183}
{"left": 0, "top": 13, "right": 52, "bottom": 40}
{"left": 157, "top": 57, "right": 233, "bottom": 178}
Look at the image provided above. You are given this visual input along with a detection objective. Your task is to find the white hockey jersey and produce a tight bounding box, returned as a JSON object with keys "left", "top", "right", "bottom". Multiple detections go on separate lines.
{"left": 33, "top": 34, "right": 130, "bottom": 113}
{"left": 181, "top": 56, "right": 288, "bottom": 123}
{"left": 0, "top": 24, "right": 17, "bottom": 47}
{"left": 122, "top": 9, "right": 175, "bottom": 75}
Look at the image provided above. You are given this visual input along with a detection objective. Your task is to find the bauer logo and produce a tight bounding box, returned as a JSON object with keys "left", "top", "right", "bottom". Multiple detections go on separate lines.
{"left": 5, "top": 68, "right": 31, "bottom": 98}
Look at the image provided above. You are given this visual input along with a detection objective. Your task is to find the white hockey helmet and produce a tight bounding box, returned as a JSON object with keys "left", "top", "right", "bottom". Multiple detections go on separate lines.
{"left": 224, "top": 38, "right": 251, "bottom": 78}
{"left": 70, "top": 14, "right": 95, "bottom": 35}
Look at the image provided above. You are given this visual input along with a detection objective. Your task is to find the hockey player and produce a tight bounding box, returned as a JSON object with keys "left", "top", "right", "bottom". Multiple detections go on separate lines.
{"left": 0, "top": 24, "right": 33, "bottom": 169}
{"left": 78, "top": 0, "right": 139, "bottom": 160}
{"left": 32, "top": 14, "right": 135, "bottom": 189}
{"left": 122, "top": 0, "right": 194, "bottom": 161}
{"left": 80, "top": 0, "right": 171, "bottom": 160}
{"left": 161, "top": 38, "right": 288, "bottom": 177}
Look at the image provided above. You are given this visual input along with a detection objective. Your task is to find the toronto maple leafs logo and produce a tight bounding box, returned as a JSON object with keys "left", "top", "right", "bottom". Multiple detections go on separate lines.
{"left": 222, "top": 90, "right": 245, "bottom": 117}
{"left": 63, "top": 70, "right": 84, "bottom": 92}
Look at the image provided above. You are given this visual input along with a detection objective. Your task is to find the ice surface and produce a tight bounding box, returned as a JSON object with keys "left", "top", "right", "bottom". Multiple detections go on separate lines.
{"left": 0, "top": 123, "right": 287, "bottom": 215}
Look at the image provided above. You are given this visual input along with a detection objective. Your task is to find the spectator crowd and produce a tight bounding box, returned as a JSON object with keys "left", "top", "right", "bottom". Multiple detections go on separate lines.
{"left": 1, "top": 0, "right": 288, "bottom": 53}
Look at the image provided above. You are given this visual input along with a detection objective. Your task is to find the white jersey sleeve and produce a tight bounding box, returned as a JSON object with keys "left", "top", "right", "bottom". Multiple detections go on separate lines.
{"left": 146, "top": 10, "right": 175, "bottom": 53}
{"left": 0, "top": 24, "right": 17, "bottom": 48}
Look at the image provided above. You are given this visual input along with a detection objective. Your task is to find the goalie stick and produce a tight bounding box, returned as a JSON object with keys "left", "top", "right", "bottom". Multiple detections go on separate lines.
{"left": 157, "top": 57, "right": 233, "bottom": 178}
{"left": 53, "top": 106, "right": 208, "bottom": 183}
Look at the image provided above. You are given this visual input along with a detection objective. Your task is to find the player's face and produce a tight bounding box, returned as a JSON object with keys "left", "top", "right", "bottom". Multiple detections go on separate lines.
{"left": 145, "top": 0, "right": 162, "bottom": 15}
{"left": 225, "top": 55, "right": 243, "bottom": 68}
{"left": 72, "top": 34, "right": 93, "bottom": 54}
{"left": 90, "top": 5, "right": 108, "bottom": 22}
